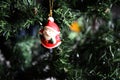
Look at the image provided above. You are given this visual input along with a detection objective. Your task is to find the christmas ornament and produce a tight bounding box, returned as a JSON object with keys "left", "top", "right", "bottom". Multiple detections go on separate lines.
{"left": 69, "top": 17, "right": 84, "bottom": 40}
{"left": 69, "top": 17, "right": 83, "bottom": 33}
{"left": 39, "top": 0, "right": 61, "bottom": 49}
{"left": 70, "top": 21, "right": 80, "bottom": 32}
{"left": 33, "top": 7, "right": 38, "bottom": 15}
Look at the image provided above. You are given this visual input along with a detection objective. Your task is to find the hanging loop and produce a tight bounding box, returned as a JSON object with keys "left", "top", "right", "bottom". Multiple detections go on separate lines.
{"left": 49, "top": 0, "right": 54, "bottom": 17}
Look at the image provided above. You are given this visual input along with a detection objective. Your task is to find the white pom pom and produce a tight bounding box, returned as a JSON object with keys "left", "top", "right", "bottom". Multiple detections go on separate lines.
{"left": 48, "top": 17, "right": 54, "bottom": 22}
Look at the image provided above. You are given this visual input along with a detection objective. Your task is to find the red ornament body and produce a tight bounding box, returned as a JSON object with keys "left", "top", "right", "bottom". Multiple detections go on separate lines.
{"left": 39, "top": 17, "right": 61, "bottom": 49}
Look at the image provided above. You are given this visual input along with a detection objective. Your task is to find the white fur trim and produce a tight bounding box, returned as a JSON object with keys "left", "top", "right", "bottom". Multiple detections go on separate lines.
{"left": 48, "top": 17, "right": 54, "bottom": 22}
{"left": 46, "top": 26, "right": 60, "bottom": 34}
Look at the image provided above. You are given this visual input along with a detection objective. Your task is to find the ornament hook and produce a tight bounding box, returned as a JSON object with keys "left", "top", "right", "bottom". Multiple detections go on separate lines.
{"left": 49, "top": 0, "right": 54, "bottom": 17}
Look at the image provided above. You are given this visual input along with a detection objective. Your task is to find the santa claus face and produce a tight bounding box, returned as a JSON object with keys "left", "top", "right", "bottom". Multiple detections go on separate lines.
{"left": 43, "top": 27, "right": 56, "bottom": 40}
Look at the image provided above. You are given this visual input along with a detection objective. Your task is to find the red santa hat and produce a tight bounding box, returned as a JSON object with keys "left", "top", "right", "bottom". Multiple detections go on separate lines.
{"left": 45, "top": 17, "right": 60, "bottom": 34}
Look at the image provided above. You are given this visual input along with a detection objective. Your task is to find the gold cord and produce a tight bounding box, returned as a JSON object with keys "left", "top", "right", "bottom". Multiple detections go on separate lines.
{"left": 49, "top": 0, "right": 54, "bottom": 17}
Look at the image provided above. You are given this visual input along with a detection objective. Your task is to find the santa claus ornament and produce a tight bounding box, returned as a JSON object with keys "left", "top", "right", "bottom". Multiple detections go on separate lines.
{"left": 39, "top": 0, "right": 61, "bottom": 49}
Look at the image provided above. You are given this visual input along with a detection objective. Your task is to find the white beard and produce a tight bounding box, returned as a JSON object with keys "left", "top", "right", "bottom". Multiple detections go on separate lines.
{"left": 44, "top": 35, "right": 51, "bottom": 40}
{"left": 43, "top": 33, "right": 56, "bottom": 44}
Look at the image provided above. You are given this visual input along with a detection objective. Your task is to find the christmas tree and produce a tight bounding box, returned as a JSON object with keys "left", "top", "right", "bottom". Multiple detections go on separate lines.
{"left": 0, "top": 0, "right": 120, "bottom": 80}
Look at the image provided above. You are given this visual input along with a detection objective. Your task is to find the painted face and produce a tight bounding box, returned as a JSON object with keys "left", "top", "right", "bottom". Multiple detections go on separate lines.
{"left": 43, "top": 27, "right": 56, "bottom": 40}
